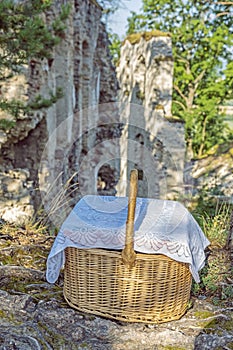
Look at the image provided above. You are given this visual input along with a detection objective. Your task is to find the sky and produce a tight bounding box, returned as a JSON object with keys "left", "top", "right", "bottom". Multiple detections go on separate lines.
{"left": 108, "top": 0, "right": 143, "bottom": 38}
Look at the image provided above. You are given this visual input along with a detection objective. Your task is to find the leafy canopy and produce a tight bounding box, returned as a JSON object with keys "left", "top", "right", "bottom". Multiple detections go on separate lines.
{"left": 127, "top": 0, "right": 233, "bottom": 158}
{"left": 0, "top": 0, "right": 70, "bottom": 126}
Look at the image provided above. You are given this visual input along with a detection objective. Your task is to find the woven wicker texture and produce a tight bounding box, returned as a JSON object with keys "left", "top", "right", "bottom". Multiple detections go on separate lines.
{"left": 63, "top": 170, "right": 192, "bottom": 323}
{"left": 64, "top": 247, "right": 192, "bottom": 323}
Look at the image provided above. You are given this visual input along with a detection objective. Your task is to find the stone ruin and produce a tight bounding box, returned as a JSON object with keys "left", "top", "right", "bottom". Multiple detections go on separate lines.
{"left": 116, "top": 33, "right": 185, "bottom": 199}
{"left": 0, "top": 0, "right": 186, "bottom": 224}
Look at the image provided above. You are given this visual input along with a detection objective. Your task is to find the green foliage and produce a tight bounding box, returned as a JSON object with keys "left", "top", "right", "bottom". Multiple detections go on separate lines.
{"left": 0, "top": 88, "right": 64, "bottom": 128}
{"left": 192, "top": 177, "right": 233, "bottom": 224}
{"left": 126, "top": 0, "right": 233, "bottom": 158}
{"left": 224, "top": 61, "right": 233, "bottom": 100}
{"left": 108, "top": 32, "right": 121, "bottom": 66}
{"left": 28, "top": 88, "right": 64, "bottom": 110}
{"left": 0, "top": 99, "right": 26, "bottom": 119}
{"left": 0, "top": 119, "right": 16, "bottom": 131}
{"left": 52, "top": 4, "right": 71, "bottom": 37}
{"left": 202, "top": 203, "right": 231, "bottom": 249}
{"left": 0, "top": 0, "right": 61, "bottom": 68}
{"left": 191, "top": 201, "right": 233, "bottom": 305}
{"left": 0, "top": 0, "right": 70, "bottom": 121}
{"left": 192, "top": 252, "right": 233, "bottom": 305}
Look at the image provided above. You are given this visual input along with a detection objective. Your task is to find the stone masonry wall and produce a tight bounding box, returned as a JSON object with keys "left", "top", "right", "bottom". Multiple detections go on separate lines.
{"left": 0, "top": 9, "right": 187, "bottom": 223}
{"left": 0, "top": 0, "right": 119, "bottom": 224}
{"left": 116, "top": 33, "right": 185, "bottom": 199}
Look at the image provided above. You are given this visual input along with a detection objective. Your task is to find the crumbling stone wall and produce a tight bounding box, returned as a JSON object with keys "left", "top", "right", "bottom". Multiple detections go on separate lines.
{"left": 117, "top": 33, "right": 185, "bottom": 199}
{"left": 0, "top": 0, "right": 119, "bottom": 223}
{"left": 0, "top": 6, "right": 188, "bottom": 224}
{"left": 0, "top": 169, "right": 34, "bottom": 224}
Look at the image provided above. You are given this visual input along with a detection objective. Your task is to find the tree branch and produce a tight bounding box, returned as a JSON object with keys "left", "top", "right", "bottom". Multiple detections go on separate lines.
{"left": 173, "top": 99, "right": 187, "bottom": 111}
{"left": 176, "top": 55, "right": 189, "bottom": 65}
{"left": 216, "top": 11, "right": 231, "bottom": 16}
{"left": 173, "top": 84, "right": 188, "bottom": 105}
{"left": 204, "top": 1, "right": 233, "bottom": 4}
{"left": 194, "top": 70, "right": 206, "bottom": 86}
{"left": 177, "top": 55, "right": 191, "bottom": 72}
{"left": 194, "top": 69, "right": 206, "bottom": 91}
{"left": 216, "top": 2, "right": 233, "bottom": 4}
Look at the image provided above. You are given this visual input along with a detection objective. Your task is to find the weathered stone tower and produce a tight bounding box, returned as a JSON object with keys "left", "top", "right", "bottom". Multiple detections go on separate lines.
{"left": 116, "top": 32, "right": 185, "bottom": 199}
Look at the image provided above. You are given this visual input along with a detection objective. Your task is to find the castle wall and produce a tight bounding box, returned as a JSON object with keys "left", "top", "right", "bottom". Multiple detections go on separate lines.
{"left": 116, "top": 34, "right": 185, "bottom": 199}
{"left": 0, "top": 0, "right": 119, "bottom": 224}
{"left": 0, "top": 10, "right": 187, "bottom": 224}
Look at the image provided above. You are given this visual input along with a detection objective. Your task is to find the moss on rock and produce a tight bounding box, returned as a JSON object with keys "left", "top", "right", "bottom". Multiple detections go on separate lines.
{"left": 124, "top": 30, "right": 171, "bottom": 45}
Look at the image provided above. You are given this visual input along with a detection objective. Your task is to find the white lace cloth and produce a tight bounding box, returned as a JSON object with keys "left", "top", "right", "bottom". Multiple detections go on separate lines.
{"left": 46, "top": 195, "right": 210, "bottom": 283}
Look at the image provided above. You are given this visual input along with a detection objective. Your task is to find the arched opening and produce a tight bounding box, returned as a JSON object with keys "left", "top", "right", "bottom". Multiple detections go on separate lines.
{"left": 97, "top": 164, "right": 118, "bottom": 196}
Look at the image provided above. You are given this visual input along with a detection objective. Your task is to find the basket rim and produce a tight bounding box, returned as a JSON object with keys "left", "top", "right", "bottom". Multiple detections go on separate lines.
{"left": 64, "top": 246, "right": 192, "bottom": 265}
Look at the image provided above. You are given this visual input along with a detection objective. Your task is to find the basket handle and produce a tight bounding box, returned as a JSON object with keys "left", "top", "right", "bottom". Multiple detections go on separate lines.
{"left": 121, "top": 169, "right": 138, "bottom": 268}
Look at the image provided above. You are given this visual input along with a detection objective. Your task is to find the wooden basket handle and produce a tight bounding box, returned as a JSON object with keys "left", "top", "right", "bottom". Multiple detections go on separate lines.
{"left": 121, "top": 169, "right": 138, "bottom": 268}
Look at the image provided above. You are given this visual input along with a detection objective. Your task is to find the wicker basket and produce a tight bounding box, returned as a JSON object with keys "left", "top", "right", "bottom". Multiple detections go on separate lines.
{"left": 63, "top": 170, "right": 192, "bottom": 324}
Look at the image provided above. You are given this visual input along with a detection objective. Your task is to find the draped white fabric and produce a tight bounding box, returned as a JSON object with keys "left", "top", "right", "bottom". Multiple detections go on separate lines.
{"left": 46, "top": 195, "right": 210, "bottom": 283}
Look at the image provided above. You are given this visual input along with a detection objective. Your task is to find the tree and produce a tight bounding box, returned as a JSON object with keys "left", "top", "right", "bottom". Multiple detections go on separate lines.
{"left": 108, "top": 32, "right": 121, "bottom": 65}
{"left": 0, "top": 0, "right": 70, "bottom": 128}
{"left": 127, "top": 0, "right": 233, "bottom": 158}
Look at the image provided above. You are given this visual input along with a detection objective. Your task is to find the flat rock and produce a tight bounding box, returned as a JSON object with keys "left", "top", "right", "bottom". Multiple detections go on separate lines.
{"left": 0, "top": 289, "right": 232, "bottom": 350}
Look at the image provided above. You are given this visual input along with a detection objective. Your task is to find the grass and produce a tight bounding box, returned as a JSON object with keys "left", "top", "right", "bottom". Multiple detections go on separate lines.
{"left": 191, "top": 201, "right": 233, "bottom": 305}
{"left": 36, "top": 171, "right": 80, "bottom": 230}
{"left": 202, "top": 202, "right": 231, "bottom": 249}
{"left": 0, "top": 171, "right": 80, "bottom": 240}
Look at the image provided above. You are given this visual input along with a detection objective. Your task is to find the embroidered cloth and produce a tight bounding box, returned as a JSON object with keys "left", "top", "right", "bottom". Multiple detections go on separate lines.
{"left": 46, "top": 195, "right": 210, "bottom": 283}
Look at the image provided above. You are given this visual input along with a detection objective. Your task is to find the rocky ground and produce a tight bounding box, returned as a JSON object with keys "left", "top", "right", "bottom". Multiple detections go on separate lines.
{"left": 0, "top": 222, "right": 232, "bottom": 350}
